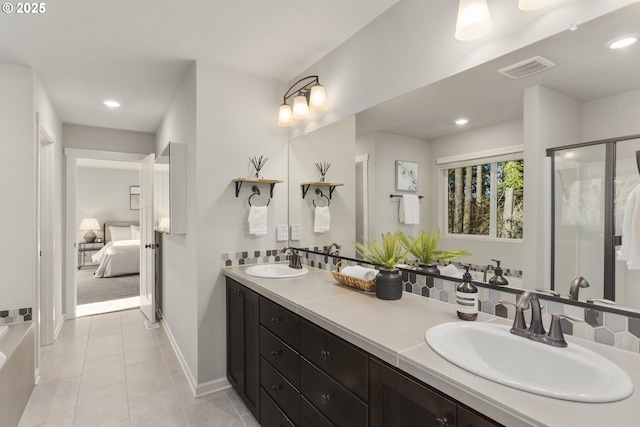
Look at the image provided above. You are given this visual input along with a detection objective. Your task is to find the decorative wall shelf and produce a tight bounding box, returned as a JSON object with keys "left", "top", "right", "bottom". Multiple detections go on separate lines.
{"left": 232, "top": 178, "right": 283, "bottom": 198}
{"left": 300, "top": 182, "right": 344, "bottom": 199}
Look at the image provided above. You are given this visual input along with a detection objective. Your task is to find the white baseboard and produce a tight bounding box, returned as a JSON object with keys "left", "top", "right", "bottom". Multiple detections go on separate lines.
{"left": 160, "top": 318, "right": 230, "bottom": 397}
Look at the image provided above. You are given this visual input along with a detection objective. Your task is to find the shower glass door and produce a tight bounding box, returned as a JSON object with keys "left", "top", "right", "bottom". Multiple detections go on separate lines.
{"left": 552, "top": 145, "right": 606, "bottom": 301}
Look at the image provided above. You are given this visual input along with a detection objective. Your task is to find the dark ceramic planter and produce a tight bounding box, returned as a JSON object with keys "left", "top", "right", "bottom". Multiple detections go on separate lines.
{"left": 416, "top": 264, "right": 439, "bottom": 275}
{"left": 376, "top": 269, "right": 403, "bottom": 300}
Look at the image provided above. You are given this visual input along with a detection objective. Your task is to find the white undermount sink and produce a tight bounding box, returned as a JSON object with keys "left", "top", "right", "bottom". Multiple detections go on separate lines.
{"left": 426, "top": 322, "right": 633, "bottom": 403}
{"left": 245, "top": 264, "right": 309, "bottom": 279}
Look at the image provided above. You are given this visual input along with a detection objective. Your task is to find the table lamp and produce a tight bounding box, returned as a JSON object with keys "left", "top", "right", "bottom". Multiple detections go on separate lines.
{"left": 79, "top": 218, "right": 100, "bottom": 243}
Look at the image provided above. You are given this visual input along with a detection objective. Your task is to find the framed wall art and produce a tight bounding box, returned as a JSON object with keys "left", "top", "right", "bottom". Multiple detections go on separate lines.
{"left": 396, "top": 160, "right": 418, "bottom": 191}
{"left": 130, "top": 185, "right": 141, "bottom": 210}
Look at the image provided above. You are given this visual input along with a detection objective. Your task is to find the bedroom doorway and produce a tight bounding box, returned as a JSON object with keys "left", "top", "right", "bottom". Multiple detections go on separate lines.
{"left": 75, "top": 159, "right": 142, "bottom": 317}
{"left": 64, "top": 148, "right": 149, "bottom": 319}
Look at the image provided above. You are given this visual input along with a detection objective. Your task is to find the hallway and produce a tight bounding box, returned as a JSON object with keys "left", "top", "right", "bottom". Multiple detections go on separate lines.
{"left": 19, "top": 310, "right": 256, "bottom": 427}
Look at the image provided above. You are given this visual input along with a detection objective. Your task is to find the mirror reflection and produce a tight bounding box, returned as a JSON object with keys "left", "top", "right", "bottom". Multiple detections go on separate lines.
{"left": 288, "top": 4, "right": 640, "bottom": 311}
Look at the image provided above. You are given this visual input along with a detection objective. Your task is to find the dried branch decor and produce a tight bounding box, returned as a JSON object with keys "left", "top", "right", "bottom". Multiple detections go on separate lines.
{"left": 315, "top": 161, "right": 331, "bottom": 182}
{"left": 249, "top": 155, "right": 269, "bottom": 178}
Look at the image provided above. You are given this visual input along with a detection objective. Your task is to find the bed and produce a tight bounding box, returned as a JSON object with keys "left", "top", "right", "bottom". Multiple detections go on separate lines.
{"left": 92, "top": 221, "right": 141, "bottom": 278}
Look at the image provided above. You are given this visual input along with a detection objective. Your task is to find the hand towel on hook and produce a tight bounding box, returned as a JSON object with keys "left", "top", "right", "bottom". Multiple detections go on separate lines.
{"left": 314, "top": 206, "right": 331, "bottom": 233}
{"left": 248, "top": 206, "right": 268, "bottom": 236}
{"left": 399, "top": 194, "right": 420, "bottom": 224}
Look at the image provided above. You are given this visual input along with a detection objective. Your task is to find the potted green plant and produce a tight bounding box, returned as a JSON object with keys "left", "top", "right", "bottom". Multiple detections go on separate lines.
{"left": 402, "top": 230, "right": 471, "bottom": 275}
{"left": 355, "top": 230, "right": 408, "bottom": 300}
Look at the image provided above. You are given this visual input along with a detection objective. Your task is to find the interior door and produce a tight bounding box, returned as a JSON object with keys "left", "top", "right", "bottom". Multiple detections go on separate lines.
{"left": 140, "top": 154, "right": 156, "bottom": 324}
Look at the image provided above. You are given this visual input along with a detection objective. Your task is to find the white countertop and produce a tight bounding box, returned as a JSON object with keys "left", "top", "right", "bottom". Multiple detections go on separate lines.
{"left": 223, "top": 265, "right": 640, "bottom": 427}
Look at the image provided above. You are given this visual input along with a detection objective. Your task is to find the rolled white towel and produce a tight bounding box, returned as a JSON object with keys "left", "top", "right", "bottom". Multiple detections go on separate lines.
{"left": 439, "top": 264, "right": 459, "bottom": 276}
{"left": 340, "top": 265, "right": 379, "bottom": 281}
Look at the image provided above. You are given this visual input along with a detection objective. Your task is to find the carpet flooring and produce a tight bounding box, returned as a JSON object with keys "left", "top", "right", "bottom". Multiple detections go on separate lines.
{"left": 76, "top": 266, "right": 140, "bottom": 305}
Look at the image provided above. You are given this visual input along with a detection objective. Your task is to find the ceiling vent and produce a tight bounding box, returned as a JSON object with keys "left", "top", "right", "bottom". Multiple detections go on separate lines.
{"left": 498, "top": 56, "right": 555, "bottom": 79}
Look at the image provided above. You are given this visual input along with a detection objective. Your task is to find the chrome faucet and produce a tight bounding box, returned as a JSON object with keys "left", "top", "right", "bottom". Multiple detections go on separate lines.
{"left": 568, "top": 276, "right": 590, "bottom": 300}
{"left": 325, "top": 242, "right": 341, "bottom": 256}
{"left": 281, "top": 247, "right": 303, "bottom": 269}
{"left": 501, "top": 291, "right": 583, "bottom": 348}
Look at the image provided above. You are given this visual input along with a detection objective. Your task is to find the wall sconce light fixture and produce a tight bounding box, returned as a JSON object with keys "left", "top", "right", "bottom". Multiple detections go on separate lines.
{"left": 278, "top": 75, "right": 327, "bottom": 126}
{"left": 455, "top": 0, "right": 492, "bottom": 41}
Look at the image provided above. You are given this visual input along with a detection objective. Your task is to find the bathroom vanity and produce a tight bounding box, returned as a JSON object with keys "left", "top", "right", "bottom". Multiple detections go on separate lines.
{"left": 224, "top": 265, "right": 640, "bottom": 427}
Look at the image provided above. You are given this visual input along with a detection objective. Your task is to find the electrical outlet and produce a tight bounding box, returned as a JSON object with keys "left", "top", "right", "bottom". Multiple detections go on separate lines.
{"left": 276, "top": 225, "right": 288, "bottom": 242}
{"left": 291, "top": 224, "right": 302, "bottom": 241}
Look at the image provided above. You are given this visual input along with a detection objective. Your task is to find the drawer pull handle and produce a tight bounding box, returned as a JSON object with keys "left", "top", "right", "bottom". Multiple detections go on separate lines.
{"left": 321, "top": 350, "right": 331, "bottom": 360}
{"left": 271, "top": 384, "right": 282, "bottom": 392}
{"left": 270, "top": 350, "right": 282, "bottom": 357}
{"left": 270, "top": 316, "right": 280, "bottom": 323}
{"left": 434, "top": 417, "right": 448, "bottom": 427}
{"left": 321, "top": 394, "right": 331, "bottom": 404}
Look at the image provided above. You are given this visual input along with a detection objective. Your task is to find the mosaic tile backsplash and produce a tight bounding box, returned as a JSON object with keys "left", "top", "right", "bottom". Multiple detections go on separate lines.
{"left": 0, "top": 307, "right": 33, "bottom": 325}
{"left": 222, "top": 249, "right": 640, "bottom": 354}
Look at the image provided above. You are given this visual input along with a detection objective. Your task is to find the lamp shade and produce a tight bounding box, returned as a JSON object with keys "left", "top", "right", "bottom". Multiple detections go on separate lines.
{"left": 309, "top": 84, "right": 327, "bottom": 112}
{"left": 455, "top": 0, "right": 492, "bottom": 41}
{"left": 158, "top": 217, "right": 170, "bottom": 231}
{"left": 79, "top": 217, "right": 100, "bottom": 243}
{"left": 278, "top": 103, "right": 293, "bottom": 126}
{"left": 292, "top": 94, "right": 310, "bottom": 119}
{"left": 518, "top": 0, "right": 557, "bottom": 11}
{"left": 79, "top": 218, "right": 100, "bottom": 231}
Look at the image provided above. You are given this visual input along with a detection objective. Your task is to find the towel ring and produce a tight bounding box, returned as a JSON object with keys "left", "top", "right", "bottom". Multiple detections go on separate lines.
{"left": 313, "top": 188, "right": 330, "bottom": 207}
{"left": 248, "top": 186, "right": 270, "bottom": 207}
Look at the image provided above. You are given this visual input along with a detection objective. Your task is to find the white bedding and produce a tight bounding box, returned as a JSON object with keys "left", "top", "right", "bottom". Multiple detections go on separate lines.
{"left": 92, "top": 239, "right": 140, "bottom": 278}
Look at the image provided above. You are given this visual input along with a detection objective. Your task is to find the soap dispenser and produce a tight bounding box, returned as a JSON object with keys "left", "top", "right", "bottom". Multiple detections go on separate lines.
{"left": 456, "top": 264, "right": 478, "bottom": 321}
{"left": 488, "top": 259, "right": 509, "bottom": 286}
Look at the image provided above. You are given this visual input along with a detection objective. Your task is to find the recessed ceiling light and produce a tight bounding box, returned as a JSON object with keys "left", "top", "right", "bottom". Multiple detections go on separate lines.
{"left": 103, "top": 100, "right": 121, "bottom": 108}
{"left": 606, "top": 35, "right": 638, "bottom": 50}
{"left": 455, "top": 118, "right": 469, "bottom": 125}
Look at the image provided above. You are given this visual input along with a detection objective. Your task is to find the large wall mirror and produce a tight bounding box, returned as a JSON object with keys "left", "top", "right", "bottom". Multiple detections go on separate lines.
{"left": 288, "top": 3, "right": 640, "bottom": 314}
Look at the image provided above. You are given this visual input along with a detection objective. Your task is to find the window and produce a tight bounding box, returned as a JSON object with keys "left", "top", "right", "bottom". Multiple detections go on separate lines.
{"left": 440, "top": 149, "right": 524, "bottom": 240}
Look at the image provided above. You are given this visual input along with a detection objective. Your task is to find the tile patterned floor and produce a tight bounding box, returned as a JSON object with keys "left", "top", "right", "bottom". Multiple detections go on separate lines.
{"left": 19, "top": 309, "right": 258, "bottom": 427}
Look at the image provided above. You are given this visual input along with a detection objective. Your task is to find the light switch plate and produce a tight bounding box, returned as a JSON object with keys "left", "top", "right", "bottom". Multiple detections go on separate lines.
{"left": 276, "top": 225, "right": 288, "bottom": 242}
{"left": 291, "top": 224, "right": 302, "bottom": 241}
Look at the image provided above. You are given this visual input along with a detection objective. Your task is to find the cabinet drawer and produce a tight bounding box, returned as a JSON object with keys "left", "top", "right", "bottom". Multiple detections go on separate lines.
{"left": 261, "top": 357, "right": 300, "bottom": 425}
{"left": 300, "top": 396, "right": 333, "bottom": 427}
{"left": 260, "top": 326, "right": 300, "bottom": 388}
{"left": 300, "top": 357, "right": 367, "bottom": 427}
{"left": 260, "top": 297, "right": 299, "bottom": 349}
{"left": 260, "top": 389, "right": 295, "bottom": 427}
{"left": 300, "top": 318, "right": 368, "bottom": 401}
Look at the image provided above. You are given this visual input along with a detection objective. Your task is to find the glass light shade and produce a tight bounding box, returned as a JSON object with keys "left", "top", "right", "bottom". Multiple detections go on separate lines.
{"left": 518, "top": 0, "right": 557, "bottom": 11}
{"left": 292, "top": 94, "right": 310, "bottom": 119}
{"left": 309, "top": 84, "right": 327, "bottom": 112}
{"left": 278, "top": 103, "right": 293, "bottom": 126}
{"left": 455, "top": 0, "right": 492, "bottom": 41}
{"left": 79, "top": 217, "right": 100, "bottom": 230}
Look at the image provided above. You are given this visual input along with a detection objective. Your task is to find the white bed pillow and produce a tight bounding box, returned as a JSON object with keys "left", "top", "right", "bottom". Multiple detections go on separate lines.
{"left": 109, "top": 226, "right": 131, "bottom": 242}
{"left": 131, "top": 225, "right": 141, "bottom": 240}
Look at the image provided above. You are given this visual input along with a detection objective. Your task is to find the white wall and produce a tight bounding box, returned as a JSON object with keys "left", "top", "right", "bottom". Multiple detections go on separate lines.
{"left": 428, "top": 120, "right": 523, "bottom": 270}
{"left": 0, "top": 63, "right": 36, "bottom": 311}
{"left": 289, "top": 0, "right": 631, "bottom": 138}
{"left": 356, "top": 132, "right": 430, "bottom": 241}
{"left": 64, "top": 123, "right": 155, "bottom": 154}
{"left": 289, "top": 116, "right": 356, "bottom": 256}
{"left": 582, "top": 89, "right": 640, "bottom": 142}
{"left": 523, "top": 85, "right": 582, "bottom": 289}
{"left": 77, "top": 167, "right": 140, "bottom": 240}
{"left": 155, "top": 63, "right": 199, "bottom": 385}
{"left": 194, "top": 61, "right": 288, "bottom": 388}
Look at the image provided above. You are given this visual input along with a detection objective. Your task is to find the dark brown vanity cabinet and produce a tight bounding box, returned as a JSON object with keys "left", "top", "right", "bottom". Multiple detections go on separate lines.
{"left": 370, "top": 358, "right": 501, "bottom": 427}
{"left": 227, "top": 277, "right": 501, "bottom": 427}
{"left": 226, "top": 278, "right": 260, "bottom": 421}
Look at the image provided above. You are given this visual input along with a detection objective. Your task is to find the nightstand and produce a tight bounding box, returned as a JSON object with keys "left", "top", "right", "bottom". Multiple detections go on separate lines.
{"left": 78, "top": 241, "right": 104, "bottom": 269}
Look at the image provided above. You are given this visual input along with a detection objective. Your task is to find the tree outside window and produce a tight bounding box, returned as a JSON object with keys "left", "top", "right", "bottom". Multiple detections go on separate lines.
{"left": 446, "top": 159, "right": 523, "bottom": 240}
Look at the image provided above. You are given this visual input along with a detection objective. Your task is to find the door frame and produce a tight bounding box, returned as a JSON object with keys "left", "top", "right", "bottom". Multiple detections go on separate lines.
{"left": 64, "top": 148, "right": 147, "bottom": 319}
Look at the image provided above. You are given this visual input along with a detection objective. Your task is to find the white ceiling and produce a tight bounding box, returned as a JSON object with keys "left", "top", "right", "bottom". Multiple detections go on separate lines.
{"left": 357, "top": 3, "right": 640, "bottom": 140}
{"left": 0, "top": 0, "right": 399, "bottom": 133}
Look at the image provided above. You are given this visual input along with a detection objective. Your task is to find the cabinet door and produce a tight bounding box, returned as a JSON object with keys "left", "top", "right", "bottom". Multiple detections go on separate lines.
{"left": 458, "top": 406, "right": 503, "bottom": 427}
{"left": 226, "top": 279, "right": 260, "bottom": 421}
{"left": 370, "top": 358, "right": 456, "bottom": 427}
